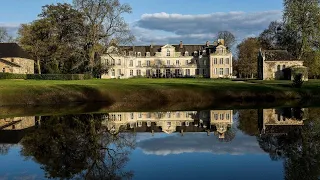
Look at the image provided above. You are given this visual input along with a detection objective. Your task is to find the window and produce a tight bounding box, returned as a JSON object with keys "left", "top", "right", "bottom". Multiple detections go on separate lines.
{"left": 138, "top": 113, "right": 142, "bottom": 118}
{"left": 167, "top": 122, "right": 171, "bottom": 127}
{"left": 219, "top": 68, "right": 224, "bottom": 75}
{"left": 214, "top": 58, "right": 218, "bottom": 64}
{"left": 106, "top": 59, "right": 109, "bottom": 65}
{"left": 176, "top": 60, "right": 180, "bottom": 65}
{"left": 138, "top": 61, "right": 141, "bottom": 67}
{"left": 167, "top": 60, "right": 170, "bottom": 65}
{"left": 146, "top": 69, "right": 151, "bottom": 77}
{"left": 167, "top": 112, "right": 171, "bottom": 118}
{"left": 129, "top": 60, "right": 133, "bottom": 67}
{"left": 226, "top": 114, "right": 230, "bottom": 120}
{"left": 147, "top": 113, "right": 151, "bottom": 118}
{"left": 123, "top": 51, "right": 126, "bottom": 56}
{"left": 137, "top": 52, "right": 141, "bottom": 57}
{"left": 186, "top": 69, "right": 190, "bottom": 76}
{"left": 118, "top": 114, "right": 122, "bottom": 121}
{"left": 204, "top": 60, "right": 206, "bottom": 66}
{"left": 138, "top": 121, "right": 142, "bottom": 127}
{"left": 196, "top": 69, "right": 199, "bottom": 75}
{"left": 130, "top": 113, "right": 134, "bottom": 119}
{"left": 277, "top": 65, "right": 281, "bottom": 71}
{"left": 2, "top": 68, "right": 5, "bottom": 73}
{"left": 137, "top": 70, "right": 141, "bottom": 76}
{"left": 185, "top": 60, "right": 189, "bottom": 65}
{"left": 111, "top": 69, "right": 115, "bottom": 76}
{"left": 11, "top": 58, "right": 14, "bottom": 62}
{"left": 118, "top": 59, "right": 121, "bottom": 65}
{"left": 220, "top": 114, "right": 224, "bottom": 120}
{"left": 176, "top": 112, "right": 180, "bottom": 118}
{"left": 129, "top": 51, "right": 133, "bottom": 56}
{"left": 225, "top": 68, "right": 229, "bottom": 75}
{"left": 215, "top": 68, "right": 218, "bottom": 75}
{"left": 185, "top": 51, "right": 189, "bottom": 56}
{"left": 117, "top": 69, "right": 121, "bottom": 76}
{"left": 214, "top": 114, "right": 218, "bottom": 120}
{"left": 147, "top": 121, "right": 151, "bottom": 127}
{"left": 112, "top": 59, "right": 115, "bottom": 65}
{"left": 220, "top": 58, "right": 223, "bottom": 64}
{"left": 146, "top": 52, "right": 150, "bottom": 57}
{"left": 226, "top": 58, "right": 230, "bottom": 64}
{"left": 130, "top": 70, "right": 133, "bottom": 76}
{"left": 185, "top": 121, "right": 189, "bottom": 126}
{"left": 167, "top": 49, "right": 170, "bottom": 56}
{"left": 147, "top": 60, "right": 150, "bottom": 67}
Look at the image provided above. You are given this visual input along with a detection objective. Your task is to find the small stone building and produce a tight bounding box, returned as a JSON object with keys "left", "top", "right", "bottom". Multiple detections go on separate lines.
{"left": 0, "top": 43, "right": 34, "bottom": 74}
{"left": 257, "top": 50, "right": 307, "bottom": 80}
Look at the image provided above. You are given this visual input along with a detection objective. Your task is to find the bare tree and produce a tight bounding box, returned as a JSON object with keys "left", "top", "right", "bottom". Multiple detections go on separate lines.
{"left": 0, "top": 27, "right": 13, "bottom": 43}
{"left": 73, "top": 0, "right": 135, "bottom": 74}
{"left": 217, "top": 31, "right": 236, "bottom": 48}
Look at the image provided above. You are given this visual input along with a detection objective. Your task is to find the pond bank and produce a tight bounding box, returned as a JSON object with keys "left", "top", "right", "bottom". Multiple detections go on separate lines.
{"left": 0, "top": 79, "right": 319, "bottom": 107}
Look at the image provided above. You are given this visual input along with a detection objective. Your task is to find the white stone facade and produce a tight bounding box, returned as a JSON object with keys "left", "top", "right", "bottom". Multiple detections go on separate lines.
{"left": 101, "top": 41, "right": 232, "bottom": 79}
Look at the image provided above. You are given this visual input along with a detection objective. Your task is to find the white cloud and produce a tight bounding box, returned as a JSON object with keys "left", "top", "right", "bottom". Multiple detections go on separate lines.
{"left": 137, "top": 132, "right": 265, "bottom": 156}
{"left": 0, "top": 23, "right": 21, "bottom": 36}
{"left": 132, "top": 11, "right": 282, "bottom": 46}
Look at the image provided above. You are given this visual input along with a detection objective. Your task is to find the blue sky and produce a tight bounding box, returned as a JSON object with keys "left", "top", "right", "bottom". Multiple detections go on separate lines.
{"left": 0, "top": 0, "right": 284, "bottom": 46}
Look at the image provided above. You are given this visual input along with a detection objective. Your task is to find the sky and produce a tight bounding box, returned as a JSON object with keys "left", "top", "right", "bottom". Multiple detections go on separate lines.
{"left": 0, "top": 0, "right": 284, "bottom": 46}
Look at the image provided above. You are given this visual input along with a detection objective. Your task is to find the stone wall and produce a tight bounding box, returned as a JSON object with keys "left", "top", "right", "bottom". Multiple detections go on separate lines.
{"left": 263, "top": 61, "right": 303, "bottom": 80}
{"left": 1, "top": 57, "right": 34, "bottom": 74}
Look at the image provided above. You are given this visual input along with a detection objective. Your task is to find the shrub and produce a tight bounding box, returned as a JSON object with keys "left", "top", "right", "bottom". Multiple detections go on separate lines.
{"left": 292, "top": 73, "right": 303, "bottom": 88}
{"left": 26, "top": 74, "right": 93, "bottom": 80}
{"left": 0, "top": 73, "right": 27, "bottom": 79}
{"left": 0, "top": 73, "right": 93, "bottom": 80}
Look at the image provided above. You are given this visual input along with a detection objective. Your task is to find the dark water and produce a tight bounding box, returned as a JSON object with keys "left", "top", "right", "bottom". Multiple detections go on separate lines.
{"left": 0, "top": 107, "right": 318, "bottom": 180}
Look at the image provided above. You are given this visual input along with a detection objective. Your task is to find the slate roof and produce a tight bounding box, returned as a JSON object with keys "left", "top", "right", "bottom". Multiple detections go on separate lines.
{"left": 118, "top": 44, "right": 208, "bottom": 57}
{"left": 0, "top": 43, "right": 32, "bottom": 59}
{"left": 263, "top": 50, "right": 297, "bottom": 61}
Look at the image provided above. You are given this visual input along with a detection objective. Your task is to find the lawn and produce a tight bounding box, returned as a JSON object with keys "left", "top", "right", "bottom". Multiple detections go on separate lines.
{"left": 0, "top": 78, "right": 319, "bottom": 106}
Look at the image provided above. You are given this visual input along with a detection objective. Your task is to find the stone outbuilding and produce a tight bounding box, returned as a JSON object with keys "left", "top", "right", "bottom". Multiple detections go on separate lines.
{"left": 0, "top": 43, "right": 34, "bottom": 74}
{"left": 257, "top": 49, "right": 307, "bottom": 80}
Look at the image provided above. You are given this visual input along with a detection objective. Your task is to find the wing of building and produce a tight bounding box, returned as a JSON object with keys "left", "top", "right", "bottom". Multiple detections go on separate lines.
{"left": 257, "top": 50, "right": 307, "bottom": 80}
{"left": 0, "top": 43, "right": 34, "bottom": 74}
{"left": 101, "top": 40, "right": 233, "bottom": 79}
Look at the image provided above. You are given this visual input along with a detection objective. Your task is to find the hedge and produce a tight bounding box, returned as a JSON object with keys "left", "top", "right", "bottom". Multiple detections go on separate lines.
{"left": 0, "top": 73, "right": 93, "bottom": 80}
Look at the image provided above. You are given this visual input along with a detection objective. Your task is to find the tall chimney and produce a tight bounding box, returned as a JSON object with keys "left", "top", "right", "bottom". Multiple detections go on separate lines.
{"left": 179, "top": 41, "right": 183, "bottom": 48}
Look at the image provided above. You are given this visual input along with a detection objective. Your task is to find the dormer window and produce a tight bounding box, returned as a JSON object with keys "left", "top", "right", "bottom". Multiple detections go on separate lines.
{"left": 167, "top": 49, "right": 170, "bottom": 56}
{"left": 129, "top": 51, "right": 133, "bottom": 56}
{"left": 146, "top": 52, "right": 150, "bottom": 57}
{"left": 123, "top": 51, "right": 126, "bottom": 56}
{"left": 185, "top": 51, "right": 189, "bottom": 56}
{"left": 137, "top": 52, "right": 141, "bottom": 57}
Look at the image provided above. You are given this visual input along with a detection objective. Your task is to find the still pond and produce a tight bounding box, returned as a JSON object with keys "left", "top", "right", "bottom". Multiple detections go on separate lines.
{"left": 0, "top": 106, "right": 317, "bottom": 179}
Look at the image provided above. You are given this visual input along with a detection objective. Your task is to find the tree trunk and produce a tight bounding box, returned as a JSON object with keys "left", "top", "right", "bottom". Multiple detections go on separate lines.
{"left": 37, "top": 57, "right": 41, "bottom": 74}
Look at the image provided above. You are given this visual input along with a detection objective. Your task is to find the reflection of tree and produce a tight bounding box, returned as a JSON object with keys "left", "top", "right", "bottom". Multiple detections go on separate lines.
{"left": 237, "top": 109, "right": 259, "bottom": 136}
{"left": 20, "top": 114, "right": 135, "bottom": 180}
{"left": 0, "top": 144, "right": 13, "bottom": 155}
{"left": 257, "top": 108, "right": 320, "bottom": 180}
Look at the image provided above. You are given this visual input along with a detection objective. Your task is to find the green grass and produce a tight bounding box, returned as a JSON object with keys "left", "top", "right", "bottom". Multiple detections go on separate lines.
{"left": 0, "top": 78, "right": 320, "bottom": 107}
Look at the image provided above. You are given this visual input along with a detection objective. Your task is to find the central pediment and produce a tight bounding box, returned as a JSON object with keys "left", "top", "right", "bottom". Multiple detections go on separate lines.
{"left": 162, "top": 44, "right": 175, "bottom": 49}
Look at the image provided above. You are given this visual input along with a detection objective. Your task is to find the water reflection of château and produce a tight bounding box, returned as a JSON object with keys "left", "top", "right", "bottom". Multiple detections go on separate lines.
{"left": 258, "top": 108, "right": 307, "bottom": 136}
{"left": 103, "top": 110, "right": 234, "bottom": 139}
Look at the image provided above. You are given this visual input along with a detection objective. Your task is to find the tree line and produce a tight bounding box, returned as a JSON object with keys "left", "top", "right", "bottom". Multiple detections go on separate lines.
{"left": 2, "top": 0, "right": 134, "bottom": 76}
{"left": 234, "top": 0, "right": 320, "bottom": 79}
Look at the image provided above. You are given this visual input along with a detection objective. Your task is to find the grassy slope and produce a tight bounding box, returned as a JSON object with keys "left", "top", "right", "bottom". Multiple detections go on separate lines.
{"left": 0, "top": 78, "right": 319, "bottom": 106}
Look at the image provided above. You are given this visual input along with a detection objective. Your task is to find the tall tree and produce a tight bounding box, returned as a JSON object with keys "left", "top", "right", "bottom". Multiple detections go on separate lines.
{"left": 73, "top": 0, "right": 134, "bottom": 74}
{"left": 18, "top": 3, "right": 87, "bottom": 74}
{"left": 217, "top": 31, "right": 236, "bottom": 48}
{"left": 258, "top": 21, "right": 283, "bottom": 50}
{"left": 283, "top": 0, "right": 320, "bottom": 59}
{"left": 237, "top": 37, "right": 260, "bottom": 78}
